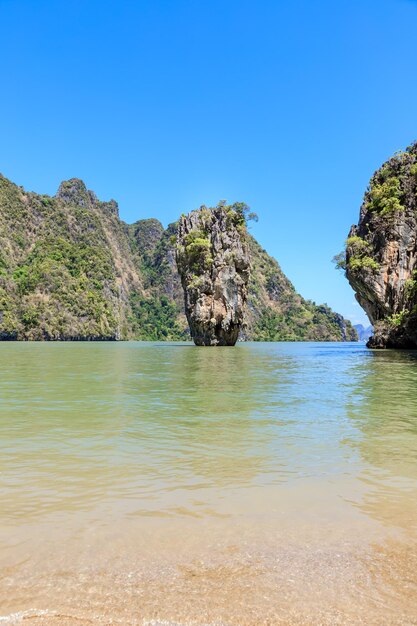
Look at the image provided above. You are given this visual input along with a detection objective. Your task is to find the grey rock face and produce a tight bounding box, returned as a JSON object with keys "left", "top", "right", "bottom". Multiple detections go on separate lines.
{"left": 131, "top": 219, "right": 165, "bottom": 257}
{"left": 56, "top": 178, "right": 91, "bottom": 207}
{"left": 176, "top": 205, "right": 250, "bottom": 346}
{"left": 56, "top": 179, "right": 119, "bottom": 216}
{"left": 345, "top": 143, "right": 417, "bottom": 348}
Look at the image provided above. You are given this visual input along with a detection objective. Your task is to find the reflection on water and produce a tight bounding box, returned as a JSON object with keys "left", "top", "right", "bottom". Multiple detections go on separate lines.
{"left": 347, "top": 349, "right": 417, "bottom": 532}
{"left": 0, "top": 342, "right": 416, "bottom": 625}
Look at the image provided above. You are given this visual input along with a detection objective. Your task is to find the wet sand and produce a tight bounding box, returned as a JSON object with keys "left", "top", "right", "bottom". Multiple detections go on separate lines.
{"left": 1, "top": 514, "right": 416, "bottom": 625}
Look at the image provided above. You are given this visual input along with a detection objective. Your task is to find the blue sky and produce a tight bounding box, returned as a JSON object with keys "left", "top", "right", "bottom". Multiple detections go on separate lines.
{"left": 1, "top": 0, "right": 417, "bottom": 325}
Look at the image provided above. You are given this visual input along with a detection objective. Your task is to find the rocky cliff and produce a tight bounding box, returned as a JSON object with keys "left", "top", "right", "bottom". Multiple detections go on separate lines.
{"left": 0, "top": 173, "right": 356, "bottom": 341}
{"left": 0, "top": 175, "right": 140, "bottom": 340}
{"left": 176, "top": 204, "right": 250, "bottom": 345}
{"left": 344, "top": 142, "right": 417, "bottom": 348}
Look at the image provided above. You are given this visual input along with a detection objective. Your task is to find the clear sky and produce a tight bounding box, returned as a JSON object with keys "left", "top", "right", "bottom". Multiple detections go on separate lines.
{"left": 1, "top": 0, "right": 417, "bottom": 326}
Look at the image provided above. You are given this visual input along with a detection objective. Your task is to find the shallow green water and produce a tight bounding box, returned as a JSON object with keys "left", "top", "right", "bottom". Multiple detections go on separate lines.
{"left": 0, "top": 342, "right": 416, "bottom": 625}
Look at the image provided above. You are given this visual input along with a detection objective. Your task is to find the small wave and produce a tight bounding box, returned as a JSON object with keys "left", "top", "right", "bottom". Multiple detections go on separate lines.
{"left": 143, "top": 621, "right": 229, "bottom": 626}
{"left": 0, "top": 610, "right": 52, "bottom": 624}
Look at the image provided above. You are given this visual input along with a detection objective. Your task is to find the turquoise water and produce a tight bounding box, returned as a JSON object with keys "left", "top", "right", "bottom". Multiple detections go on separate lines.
{"left": 0, "top": 342, "right": 416, "bottom": 625}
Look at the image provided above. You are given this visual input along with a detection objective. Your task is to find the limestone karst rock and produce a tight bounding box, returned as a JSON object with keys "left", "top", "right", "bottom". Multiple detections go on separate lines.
{"left": 176, "top": 204, "right": 251, "bottom": 345}
{"left": 345, "top": 142, "right": 417, "bottom": 348}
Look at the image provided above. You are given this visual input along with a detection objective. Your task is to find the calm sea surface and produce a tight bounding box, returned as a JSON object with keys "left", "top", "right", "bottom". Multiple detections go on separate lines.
{"left": 0, "top": 342, "right": 416, "bottom": 625}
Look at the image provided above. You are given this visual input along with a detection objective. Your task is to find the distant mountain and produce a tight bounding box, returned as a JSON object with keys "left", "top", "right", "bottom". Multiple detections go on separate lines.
{"left": 0, "top": 174, "right": 357, "bottom": 342}
{"left": 354, "top": 324, "right": 373, "bottom": 342}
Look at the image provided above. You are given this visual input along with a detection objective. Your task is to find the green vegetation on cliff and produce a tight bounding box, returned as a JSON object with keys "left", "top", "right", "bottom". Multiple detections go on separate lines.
{"left": 0, "top": 175, "right": 137, "bottom": 340}
{"left": 129, "top": 294, "right": 185, "bottom": 340}
{"left": 128, "top": 219, "right": 187, "bottom": 340}
{"left": 342, "top": 141, "right": 417, "bottom": 348}
{"left": 247, "top": 237, "right": 357, "bottom": 341}
{"left": 0, "top": 174, "right": 356, "bottom": 341}
{"left": 364, "top": 144, "right": 417, "bottom": 217}
{"left": 341, "top": 236, "right": 380, "bottom": 274}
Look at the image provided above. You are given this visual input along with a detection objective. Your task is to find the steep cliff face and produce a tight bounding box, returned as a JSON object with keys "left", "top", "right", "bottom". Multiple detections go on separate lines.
{"left": 175, "top": 204, "right": 250, "bottom": 345}
{"left": 0, "top": 175, "right": 141, "bottom": 340}
{"left": 128, "top": 219, "right": 187, "bottom": 340}
{"left": 345, "top": 142, "right": 417, "bottom": 348}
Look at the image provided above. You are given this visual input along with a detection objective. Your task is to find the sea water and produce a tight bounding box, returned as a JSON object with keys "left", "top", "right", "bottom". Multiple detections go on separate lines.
{"left": 0, "top": 342, "right": 416, "bottom": 625}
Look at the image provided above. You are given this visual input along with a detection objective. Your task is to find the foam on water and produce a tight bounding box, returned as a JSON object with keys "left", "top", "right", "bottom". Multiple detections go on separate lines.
{"left": 0, "top": 613, "right": 230, "bottom": 626}
{"left": 0, "top": 610, "right": 52, "bottom": 624}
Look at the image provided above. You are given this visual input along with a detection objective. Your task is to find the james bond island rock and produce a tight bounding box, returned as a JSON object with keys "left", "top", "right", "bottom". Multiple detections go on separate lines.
{"left": 176, "top": 203, "right": 251, "bottom": 345}
{"left": 343, "top": 142, "right": 417, "bottom": 348}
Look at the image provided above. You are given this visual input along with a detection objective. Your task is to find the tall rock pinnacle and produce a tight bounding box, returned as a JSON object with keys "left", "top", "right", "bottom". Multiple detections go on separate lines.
{"left": 176, "top": 203, "right": 251, "bottom": 346}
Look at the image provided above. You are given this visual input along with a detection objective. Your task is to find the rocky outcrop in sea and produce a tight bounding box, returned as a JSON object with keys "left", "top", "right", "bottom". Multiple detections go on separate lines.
{"left": 176, "top": 204, "right": 251, "bottom": 345}
{"left": 345, "top": 142, "right": 417, "bottom": 348}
